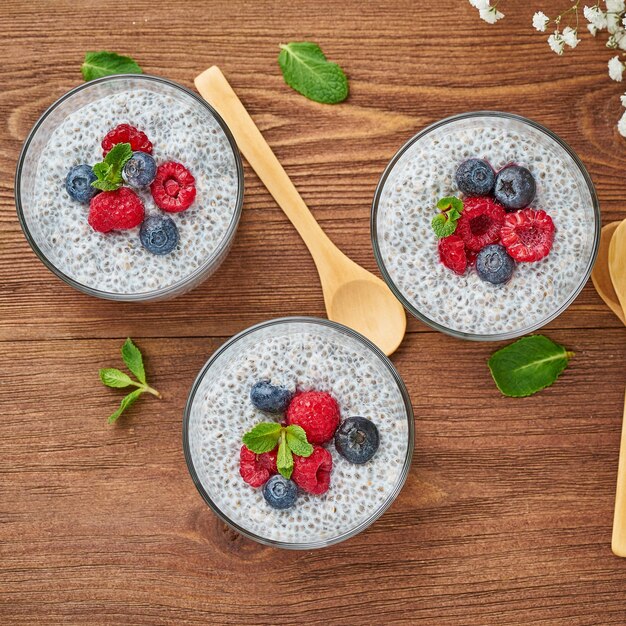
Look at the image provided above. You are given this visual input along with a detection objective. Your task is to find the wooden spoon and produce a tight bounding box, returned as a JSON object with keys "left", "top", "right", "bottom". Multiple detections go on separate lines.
{"left": 195, "top": 66, "right": 406, "bottom": 356}
{"left": 607, "top": 219, "right": 626, "bottom": 556}
{"left": 592, "top": 221, "right": 625, "bottom": 324}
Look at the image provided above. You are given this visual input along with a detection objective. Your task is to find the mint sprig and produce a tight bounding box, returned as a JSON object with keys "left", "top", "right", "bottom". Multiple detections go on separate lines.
{"left": 488, "top": 335, "right": 574, "bottom": 397}
{"left": 91, "top": 142, "right": 133, "bottom": 191}
{"left": 278, "top": 42, "right": 349, "bottom": 104}
{"left": 100, "top": 338, "right": 161, "bottom": 424}
{"left": 432, "top": 196, "right": 464, "bottom": 238}
{"left": 243, "top": 422, "right": 313, "bottom": 479}
{"left": 81, "top": 51, "right": 143, "bottom": 81}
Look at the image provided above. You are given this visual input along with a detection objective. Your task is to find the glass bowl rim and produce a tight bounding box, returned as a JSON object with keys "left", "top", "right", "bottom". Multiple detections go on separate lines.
{"left": 370, "top": 110, "right": 601, "bottom": 342}
{"left": 14, "top": 73, "right": 245, "bottom": 301}
{"left": 182, "top": 316, "right": 415, "bottom": 550}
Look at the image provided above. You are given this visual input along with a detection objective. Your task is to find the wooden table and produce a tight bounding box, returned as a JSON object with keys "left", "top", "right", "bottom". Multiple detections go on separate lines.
{"left": 2, "top": 0, "right": 626, "bottom": 623}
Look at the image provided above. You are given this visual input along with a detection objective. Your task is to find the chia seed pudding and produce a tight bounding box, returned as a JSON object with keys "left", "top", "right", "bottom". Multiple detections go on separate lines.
{"left": 184, "top": 318, "right": 414, "bottom": 548}
{"left": 372, "top": 112, "right": 599, "bottom": 339}
{"left": 16, "top": 75, "right": 243, "bottom": 300}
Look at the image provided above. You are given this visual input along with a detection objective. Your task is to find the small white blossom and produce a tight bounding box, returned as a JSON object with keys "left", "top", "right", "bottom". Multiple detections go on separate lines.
{"left": 620, "top": 92, "right": 626, "bottom": 106}
{"left": 609, "top": 55, "right": 625, "bottom": 80}
{"left": 608, "top": 11, "right": 622, "bottom": 33}
{"left": 618, "top": 109, "right": 626, "bottom": 136}
{"left": 606, "top": 0, "right": 625, "bottom": 13}
{"left": 548, "top": 32, "right": 566, "bottom": 55}
{"left": 562, "top": 26, "right": 581, "bottom": 48}
{"left": 469, "top": 0, "right": 489, "bottom": 8}
{"left": 533, "top": 11, "right": 549, "bottom": 32}
{"left": 585, "top": 5, "right": 609, "bottom": 29}
{"left": 623, "top": 15, "right": 626, "bottom": 27}
{"left": 588, "top": 22, "right": 599, "bottom": 35}
{"left": 479, "top": 6, "right": 504, "bottom": 24}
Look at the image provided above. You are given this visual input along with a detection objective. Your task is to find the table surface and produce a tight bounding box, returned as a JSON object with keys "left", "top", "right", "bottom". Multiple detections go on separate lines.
{"left": 2, "top": 0, "right": 626, "bottom": 623}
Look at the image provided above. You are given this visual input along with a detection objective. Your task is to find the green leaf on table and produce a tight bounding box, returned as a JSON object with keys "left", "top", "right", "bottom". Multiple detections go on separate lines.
{"left": 242, "top": 422, "right": 282, "bottom": 453}
{"left": 107, "top": 388, "right": 143, "bottom": 424}
{"left": 81, "top": 51, "right": 143, "bottom": 81}
{"left": 121, "top": 337, "right": 145, "bottom": 384}
{"left": 99, "top": 368, "right": 133, "bottom": 388}
{"left": 277, "top": 432, "right": 294, "bottom": 479}
{"left": 488, "top": 335, "right": 574, "bottom": 397}
{"left": 91, "top": 142, "right": 133, "bottom": 191}
{"left": 285, "top": 424, "right": 314, "bottom": 457}
{"left": 278, "top": 42, "right": 349, "bottom": 104}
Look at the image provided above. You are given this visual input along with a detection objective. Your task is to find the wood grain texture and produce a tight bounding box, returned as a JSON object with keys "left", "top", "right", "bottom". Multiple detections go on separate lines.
{"left": 1, "top": 0, "right": 626, "bottom": 623}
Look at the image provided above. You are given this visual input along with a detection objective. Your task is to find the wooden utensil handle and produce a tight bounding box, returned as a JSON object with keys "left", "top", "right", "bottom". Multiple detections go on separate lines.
{"left": 612, "top": 387, "right": 626, "bottom": 556}
{"left": 194, "top": 66, "right": 336, "bottom": 265}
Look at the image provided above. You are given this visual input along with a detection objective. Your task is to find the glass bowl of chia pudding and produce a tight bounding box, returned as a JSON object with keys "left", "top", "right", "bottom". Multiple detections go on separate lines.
{"left": 183, "top": 317, "right": 414, "bottom": 549}
{"left": 15, "top": 74, "right": 243, "bottom": 301}
{"left": 371, "top": 111, "right": 600, "bottom": 341}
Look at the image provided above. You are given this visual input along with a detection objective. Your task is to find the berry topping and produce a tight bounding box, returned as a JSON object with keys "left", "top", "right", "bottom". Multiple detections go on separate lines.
{"left": 250, "top": 381, "right": 294, "bottom": 414}
{"left": 65, "top": 164, "right": 99, "bottom": 203}
{"left": 291, "top": 446, "right": 332, "bottom": 495}
{"left": 286, "top": 391, "right": 340, "bottom": 445}
{"left": 239, "top": 445, "right": 278, "bottom": 488}
{"left": 494, "top": 165, "right": 536, "bottom": 210}
{"left": 438, "top": 234, "right": 467, "bottom": 275}
{"left": 500, "top": 208, "right": 555, "bottom": 262}
{"left": 455, "top": 158, "right": 495, "bottom": 197}
{"left": 456, "top": 196, "right": 506, "bottom": 252}
{"left": 101, "top": 124, "right": 152, "bottom": 157}
{"left": 475, "top": 244, "right": 515, "bottom": 284}
{"left": 139, "top": 215, "right": 179, "bottom": 255}
{"left": 262, "top": 475, "right": 298, "bottom": 509}
{"left": 87, "top": 187, "right": 145, "bottom": 233}
{"left": 122, "top": 151, "right": 157, "bottom": 188}
{"left": 334, "top": 417, "right": 380, "bottom": 464}
{"left": 150, "top": 162, "right": 196, "bottom": 212}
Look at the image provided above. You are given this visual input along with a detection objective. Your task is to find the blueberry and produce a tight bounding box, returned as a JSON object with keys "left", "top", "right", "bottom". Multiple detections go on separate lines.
{"left": 139, "top": 215, "right": 179, "bottom": 255}
{"left": 476, "top": 244, "right": 515, "bottom": 284}
{"left": 263, "top": 475, "right": 298, "bottom": 510}
{"left": 122, "top": 151, "right": 157, "bottom": 188}
{"left": 250, "top": 381, "right": 293, "bottom": 413}
{"left": 455, "top": 158, "right": 495, "bottom": 196}
{"left": 334, "top": 417, "right": 379, "bottom": 464}
{"left": 494, "top": 165, "right": 536, "bottom": 210}
{"left": 65, "top": 165, "right": 98, "bottom": 203}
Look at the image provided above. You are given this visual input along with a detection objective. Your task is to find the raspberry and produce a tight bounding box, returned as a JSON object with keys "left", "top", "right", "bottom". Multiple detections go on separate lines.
{"left": 101, "top": 124, "right": 153, "bottom": 157}
{"left": 292, "top": 446, "right": 332, "bottom": 495}
{"left": 239, "top": 445, "right": 278, "bottom": 488}
{"left": 500, "top": 208, "right": 555, "bottom": 262}
{"left": 286, "top": 391, "right": 340, "bottom": 444}
{"left": 438, "top": 234, "right": 467, "bottom": 275}
{"left": 150, "top": 162, "right": 196, "bottom": 213}
{"left": 456, "top": 196, "right": 506, "bottom": 252}
{"left": 88, "top": 187, "right": 145, "bottom": 233}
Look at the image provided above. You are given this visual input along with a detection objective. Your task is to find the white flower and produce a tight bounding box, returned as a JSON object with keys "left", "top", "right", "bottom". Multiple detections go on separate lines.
{"left": 618, "top": 109, "right": 626, "bottom": 136}
{"left": 608, "top": 11, "right": 622, "bottom": 33}
{"left": 588, "top": 22, "right": 599, "bottom": 35}
{"left": 606, "top": 0, "right": 625, "bottom": 13}
{"left": 533, "top": 11, "right": 549, "bottom": 32}
{"left": 562, "top": 26, "right": 580, "bottom": 48}
{"left": 584, "top": 5, "right": 609, "bottom": 29}
{"left": 479, "top": 6, "right": 504, "bottom": 24}
{"left": 623, "top": 15, "right": 626, "bottom": 27}
{"left": 469, "top": 0, "right": 489, "bottom": 8}
{"left": 548, "top": 32, "right": 565, "bottom": 55}
{"left": 609, "top": 55, "right": 625, "bottom": 80}
{"left": 620, "top": 92, "right": 626, "bottom": 106}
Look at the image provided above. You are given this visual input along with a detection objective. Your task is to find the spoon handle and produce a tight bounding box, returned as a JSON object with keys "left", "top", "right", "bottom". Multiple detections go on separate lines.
{"left": 195, "top": 66, "right": 338, "bottom": 268}
{"left": 613, "top": 388, "right": 626, "bottom": 556}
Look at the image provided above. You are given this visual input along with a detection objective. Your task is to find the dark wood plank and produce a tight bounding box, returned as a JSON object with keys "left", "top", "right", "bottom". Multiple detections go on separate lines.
{"left": 2, "top": 0, "right": 626, "bottom": 624}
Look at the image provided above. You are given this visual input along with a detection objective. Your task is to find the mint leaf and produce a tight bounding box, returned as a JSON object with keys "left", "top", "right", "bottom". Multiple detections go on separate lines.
{"left": 437, "top": 196, "right": 463, "bottom": 213}
{"left": 277, "top": 431, "right": 294, "bottom": 479}
{"left": 488, "top": 335, "right": 574, "bottom": 397}
{"left": 121, "top": 338, "right": 145, "bottom": 384}
{"left": 99, "top": 368, "right": 133, "bottom": 388}
{"left": 91, "top": 142, "right": 133, "bottom": 191}
{"left": 432, "top": 213, "right": 458, "bottom": 238}
{"left": 108, "top": 388, "right": 143, "bottom": 424}
{"left": 284, "top": 425, "right": 314, "bottom": 458}
{"left": 278, "top": 42, "right": 348, "bottom": 104}
{"left": 81, "top": 51, "right": 142, "bottom": 81}
{"left": 242, "top": 422, "right": 282, "bottom": 453}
